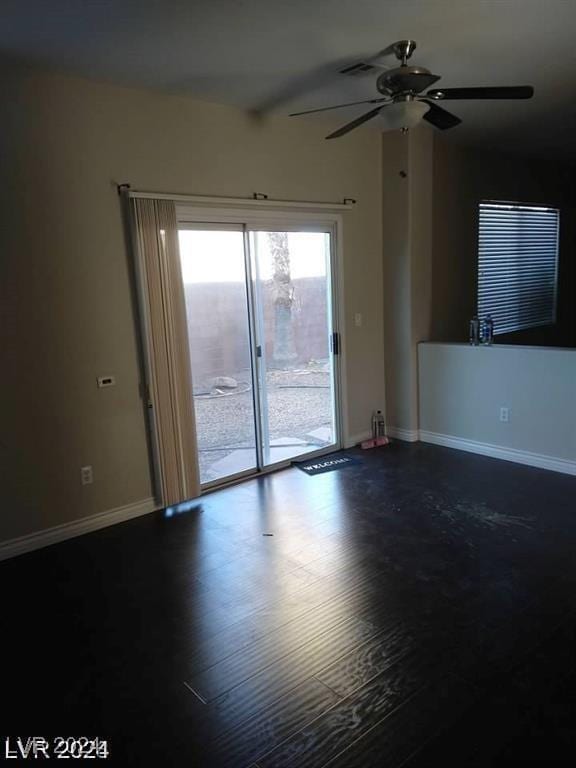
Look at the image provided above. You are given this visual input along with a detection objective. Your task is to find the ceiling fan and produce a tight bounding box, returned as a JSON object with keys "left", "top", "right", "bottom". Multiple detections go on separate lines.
{"left": 290, "top": 40, "right": 534, "bottom": 139}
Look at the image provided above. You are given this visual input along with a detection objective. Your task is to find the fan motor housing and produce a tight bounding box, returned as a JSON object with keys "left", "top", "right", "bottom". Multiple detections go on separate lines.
{"left": 376, "top": 66, "right": 440, "bottom": 95}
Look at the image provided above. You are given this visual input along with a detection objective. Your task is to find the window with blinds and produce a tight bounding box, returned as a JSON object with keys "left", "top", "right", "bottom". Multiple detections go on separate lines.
{"left": 477, "top": 202, "right": 560, "bottom": 335}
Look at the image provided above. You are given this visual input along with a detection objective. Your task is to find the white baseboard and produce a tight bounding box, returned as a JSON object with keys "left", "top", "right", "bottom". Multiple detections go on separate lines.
{"left": 0, "top": 497, "right": 159, "bottom": 562}
{"left": 419, "top": 430, "right": 576, "bottom": 477}
{"left": 347, "top": 428, "right": 420, "bottom": 445}
{"left": 387, "top": 427, "right": 420, "bottom": 442}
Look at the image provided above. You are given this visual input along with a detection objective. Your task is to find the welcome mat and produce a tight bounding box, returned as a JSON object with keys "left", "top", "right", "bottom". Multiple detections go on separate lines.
{"left": 292, "top": 453, "right": 360, "bottom": 475}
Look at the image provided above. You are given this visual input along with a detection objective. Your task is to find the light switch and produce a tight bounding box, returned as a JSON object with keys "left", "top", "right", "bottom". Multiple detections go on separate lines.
{"left": 354, "top": 313, "right": 363, "bottom": 327}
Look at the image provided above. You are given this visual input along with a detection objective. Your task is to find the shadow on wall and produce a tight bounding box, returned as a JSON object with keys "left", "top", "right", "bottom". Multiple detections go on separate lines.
{"left": 430, "top": 137, "right": 576, "bottom": 348}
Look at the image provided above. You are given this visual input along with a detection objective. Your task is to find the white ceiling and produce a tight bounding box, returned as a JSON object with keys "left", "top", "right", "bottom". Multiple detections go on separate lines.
{"left": 3, "top": 0, "right": 576, "bottom": 158}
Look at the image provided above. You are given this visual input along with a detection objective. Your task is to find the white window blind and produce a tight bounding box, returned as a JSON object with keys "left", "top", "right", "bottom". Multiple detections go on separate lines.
{"left": 477, "top": 202, "right": 559, "bottom": 335}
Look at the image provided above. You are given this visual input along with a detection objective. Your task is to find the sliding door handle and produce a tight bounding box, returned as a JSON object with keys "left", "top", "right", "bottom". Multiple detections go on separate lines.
{"left": 330, "top": 332, "right": 340, "bottom": 355}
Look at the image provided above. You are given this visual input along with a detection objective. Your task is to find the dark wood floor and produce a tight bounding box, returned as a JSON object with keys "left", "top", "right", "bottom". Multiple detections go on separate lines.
{"left": 3, "top": 442, "right": 576, "bottom": 766}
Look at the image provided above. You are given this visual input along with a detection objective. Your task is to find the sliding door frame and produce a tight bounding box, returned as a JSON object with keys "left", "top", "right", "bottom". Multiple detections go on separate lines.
{"left": 176, "top": 203, "right": 349, "bottom": 489}
{"left": 245, "top": 228, "right": 269, "bottom": 470}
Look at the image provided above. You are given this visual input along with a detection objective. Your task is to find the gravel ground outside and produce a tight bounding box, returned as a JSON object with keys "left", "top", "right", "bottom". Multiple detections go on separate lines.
{"left": 194, "top": 363, "right": 333, "bottom": 481}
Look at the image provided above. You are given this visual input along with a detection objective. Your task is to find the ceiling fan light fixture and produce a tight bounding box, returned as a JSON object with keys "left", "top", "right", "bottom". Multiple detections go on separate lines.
{"left": 300, "top": 39, "right": 534, "bottom": 140}
{"left": 381, "top": 99, "right": 430, "bottom": 130}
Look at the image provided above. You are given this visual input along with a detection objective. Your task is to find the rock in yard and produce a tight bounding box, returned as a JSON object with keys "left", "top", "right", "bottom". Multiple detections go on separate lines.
{"left": 210, "top": 376, "right": 238, "bottom": 389}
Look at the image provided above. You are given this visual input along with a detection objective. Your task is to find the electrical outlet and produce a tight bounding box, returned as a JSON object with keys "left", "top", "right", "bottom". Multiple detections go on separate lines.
{"left": 97, "top": 375, "right": 116, "bottom": 388}
{"left": 81, "top": 465, "right": 93, "bottom": 485}
{"left": 499, "top": 407, "right": 510, "bottom": 423}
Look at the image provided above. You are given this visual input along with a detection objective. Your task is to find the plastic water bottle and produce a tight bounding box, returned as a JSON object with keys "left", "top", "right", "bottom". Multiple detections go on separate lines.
{"left": 479, "top": 318, "right": 486, "bottom": 344}
{"left": 376, "top": 410, "right": 386, "bottom": 437}
{"left": 469, "top": 316, "right": 480, "bottom": 345}
{"left": 371, "top": 411, "right": 379, "bottom": 439}
{"left": 483, "top": 315, "right": 494, "bottom": 345}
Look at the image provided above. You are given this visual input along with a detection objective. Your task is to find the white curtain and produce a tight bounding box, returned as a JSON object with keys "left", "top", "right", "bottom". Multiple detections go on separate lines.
{"left": 131, "top": 198, "right": 200, "bottom": 506}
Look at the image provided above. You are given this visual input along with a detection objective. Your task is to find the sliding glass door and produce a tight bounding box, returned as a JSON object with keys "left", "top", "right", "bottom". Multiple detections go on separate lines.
{"left": 178, "top": 227, "right": 258, "bottom": 484}
{"left": 250, "top": 230, "right": 337, "bottom": 467}
{"left": 178, "top": 216, "right": 340, "bottom": 487}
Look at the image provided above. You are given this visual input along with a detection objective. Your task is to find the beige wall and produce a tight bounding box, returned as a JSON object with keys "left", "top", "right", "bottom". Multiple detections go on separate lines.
{"left": 382, "top": 125, "right": 434, "bottom": 435}
{"left": 0, "top": 62, "right": 384, "bottom": 543}
{"left": 383, "top": 127, "right": 576, "bottom": 437}
{"left": 382, "top": 131, "right": 411, "bottom": 433}
{"left": 431, "top": 136, "right": 576, "bottom": 346}
{"left": 419, "top": 342, "right": 576, "bottom": 469}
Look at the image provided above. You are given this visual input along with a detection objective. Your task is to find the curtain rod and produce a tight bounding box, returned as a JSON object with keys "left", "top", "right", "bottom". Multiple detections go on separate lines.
{"left": 117, "top": 184, "right": 356, "bottom": 211}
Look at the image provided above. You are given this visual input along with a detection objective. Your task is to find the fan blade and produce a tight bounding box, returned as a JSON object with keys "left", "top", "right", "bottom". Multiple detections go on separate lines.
{"left": 326, "top": 106, "right": 385, "bottom": 139}
{"left": 427, "top": 86, "right": 534, "bottom": 101}
{"left": 421, "top": 101, "right": 462, "bottom": 130}
{"left": 290, "top": 97, "right": 389, "bottom": 117}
